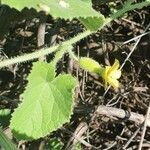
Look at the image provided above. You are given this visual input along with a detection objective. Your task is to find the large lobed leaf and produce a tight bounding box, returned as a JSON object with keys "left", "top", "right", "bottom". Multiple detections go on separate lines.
{"left": 1, "top": 0, "right": 106, "bottom": 31}
{"left": 10, "top": 62, "right": 77, "bottom": 140}
{"left": 2, "top": 0, "right": 100, "bottom": 19}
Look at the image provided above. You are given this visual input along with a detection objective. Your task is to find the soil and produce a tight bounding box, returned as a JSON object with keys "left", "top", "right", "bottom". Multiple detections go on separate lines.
{"left": 0, "top": 1, "right": 150, "bottom": 150}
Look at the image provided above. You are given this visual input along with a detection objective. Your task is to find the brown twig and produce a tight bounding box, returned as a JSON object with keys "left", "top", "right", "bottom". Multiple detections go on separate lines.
{"left": 37, "top": 13, "right": 47, "bottom": 61}
{"left": 122, "top": 126, "right": 141, "bottom": 149}
{"left": 63, "top": 123, "right": 93, "bottom": 150}
{"left": 95, "top": 105, "right": 150, "bottom": 127}
{"left": 138, "top": 103, "right": 150, "bottom": 150}
{"left": 65, "top": 122, "right": 88, "bottom": 149}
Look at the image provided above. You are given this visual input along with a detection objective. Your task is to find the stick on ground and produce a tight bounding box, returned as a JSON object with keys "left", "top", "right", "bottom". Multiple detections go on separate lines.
{"left": 96, "top": 105, "right": 150, "bottom": 127}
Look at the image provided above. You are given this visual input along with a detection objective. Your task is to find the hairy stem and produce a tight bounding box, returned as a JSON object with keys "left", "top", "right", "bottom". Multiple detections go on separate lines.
{"left": 0, "top": 30, "right": 91, "bottom": 68}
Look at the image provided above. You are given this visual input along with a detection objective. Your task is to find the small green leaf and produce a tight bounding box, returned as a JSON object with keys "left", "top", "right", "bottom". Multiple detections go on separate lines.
{"left": 79, "top": 16, "right": 106, "bottom": 31}
{"left": 0, "top": 109, "right": 11, "bottom": 128}
{"left": 0, "top": 128, "right": 17, "bottom": 150}
{"left": 10, "top": 61, "right": 77, "bottom": 140}
{"left": 111, "top": 0, "right": 150, "bottom": 19}
{"left": 44, "top": 138, "right": 63, "bottom": 150}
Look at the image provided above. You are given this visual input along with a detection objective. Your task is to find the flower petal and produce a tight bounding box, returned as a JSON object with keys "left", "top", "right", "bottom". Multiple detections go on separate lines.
{"left": 102, "top": 66, "right": 110, "bottom": 89}
{"left": 109, "top": 70, "right": 121, "bottom": 79}
{"left": 108, "top": 77, "right": 119, "bottom": 88}
{"left": 108, "top": 59, "right": 120, "bottom": 74}
{"left": 102, "top": 66, "right": 111, "bottom": 80}
{"left": 101, "top": 60, "right": 121, "bottom": 89}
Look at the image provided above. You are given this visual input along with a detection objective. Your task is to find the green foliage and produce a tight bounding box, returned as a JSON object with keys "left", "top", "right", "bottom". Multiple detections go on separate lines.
{"left": 110, "top": 0, "right": 150, "bottom": 19}
{"left": 10, "top": 62, "right": 77, "bottom": 140}
{"left": 73, "top": 142, "right": 82, "bottom": 150}
{"left": 2, "top": 0, "right": 100, "bottom": 20}
{"left": 1, "top": 0, "right": 39, "bottom": 10}
{"left": 0, "top": 128, "right": 17, "bottom": 150}
{"left": 0, "top": 109, "right": 11, "bottom": 128}
{"left": 79, "top": 16, "right": 106, "bottom": 31}
{"left": 44, "top": 138, "right": 63, "bottom": 150}
{"left": 2, "top": 0, "right": 106, "bottom": 31}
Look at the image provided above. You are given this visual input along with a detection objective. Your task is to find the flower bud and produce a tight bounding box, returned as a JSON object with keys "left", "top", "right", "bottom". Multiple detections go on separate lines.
{"left": 79, "top": 57, "right": 102, "bottom": 74}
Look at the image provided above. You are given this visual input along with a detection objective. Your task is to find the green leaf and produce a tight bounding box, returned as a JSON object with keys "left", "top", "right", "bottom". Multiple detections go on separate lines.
{"left": 10, "top": 62, "right": 77, "bottom": 140}
{"left": 79, "top": 16, "right": 106, "bottom": 31}
{"left": 2, "top": 0, "right": 101, "bottom": 20}
{"left": 111, "top": 0, "right": 150, "bottom": 19}
{"left": 0, "top": 109, "right": 11, "bottom": 128}
{"left": 44, "top": 138, "right": 63, "bottom": 150}
{"left": 0, "top": 128, "right": 17, "bottom": 150}
{"left": 73, "top": 142, "right": 82, "bottom": 150}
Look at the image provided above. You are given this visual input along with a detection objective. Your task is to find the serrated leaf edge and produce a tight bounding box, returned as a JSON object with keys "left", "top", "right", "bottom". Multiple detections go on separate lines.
{"left": 10, "top": 72, "right": 77, "bottom": 140}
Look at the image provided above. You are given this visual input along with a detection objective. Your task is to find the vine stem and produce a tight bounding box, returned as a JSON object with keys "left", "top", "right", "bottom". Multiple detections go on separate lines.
{"left": 52, "top": 45, "right": 74, "bottom": 67}
{"left": 67, "top": 48, "right": 79, "bottom": 62}
{"left": 0, "top": 30, "right": 91, "bottom": 68}
{"left": 0, "top": 0, "right": 149, "bottom": 68}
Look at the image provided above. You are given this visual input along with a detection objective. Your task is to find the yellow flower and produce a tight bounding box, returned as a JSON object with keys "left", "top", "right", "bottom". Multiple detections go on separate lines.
{"left": 102, "top": 59, "right": 121, "bottom": 88}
